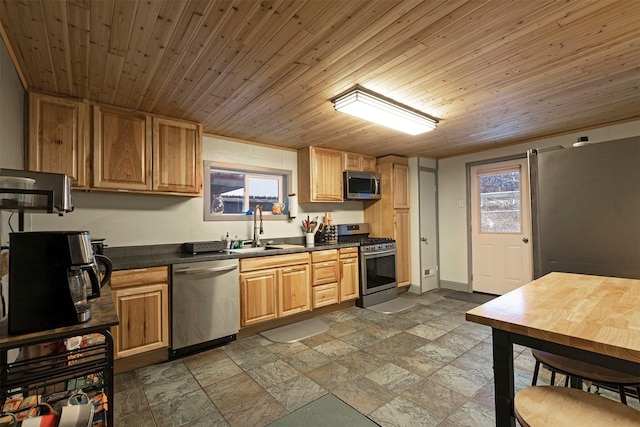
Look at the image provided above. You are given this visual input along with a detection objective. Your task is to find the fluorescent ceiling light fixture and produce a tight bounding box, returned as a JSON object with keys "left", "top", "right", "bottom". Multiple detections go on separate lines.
{"left": 331, "top": 86, "right": 438, "bottom": 135}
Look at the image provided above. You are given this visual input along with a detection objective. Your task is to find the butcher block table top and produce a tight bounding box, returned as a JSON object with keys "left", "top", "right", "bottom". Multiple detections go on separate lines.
{"left": 466, "top": 272, "right": 640, "bottom": 363}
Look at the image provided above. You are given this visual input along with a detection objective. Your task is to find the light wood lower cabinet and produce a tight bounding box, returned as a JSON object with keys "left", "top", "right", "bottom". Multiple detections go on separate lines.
{"left": 311, "top": 250, "right": 339, "bottom": 308}
{"left": 279, "top": 265, "right": 311, "bottom": 317}
{"left": 339, "top": 247, "right": 359, "bottom": 302}
{"left": 240, "top": 253, "right": 311, "bottom": 327}
{"left": 240, "top": 269, "right": 278, "bottom": 326}
{"left": 110, "top": 267, "right": 169, "bottom": 359}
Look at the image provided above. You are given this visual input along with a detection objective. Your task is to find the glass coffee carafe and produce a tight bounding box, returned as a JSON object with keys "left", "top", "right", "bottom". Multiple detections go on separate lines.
{"left": 67, "top": 270, "right": 91, "bottom": 322}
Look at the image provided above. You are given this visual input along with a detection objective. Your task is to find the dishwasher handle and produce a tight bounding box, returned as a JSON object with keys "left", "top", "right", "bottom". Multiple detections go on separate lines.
{"left": 174, "top": 264, "right": 238, "bottom": 275}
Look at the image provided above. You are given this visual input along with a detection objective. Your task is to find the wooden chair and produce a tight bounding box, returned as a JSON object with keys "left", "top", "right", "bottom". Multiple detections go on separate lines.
{"left": 531, "top": 349, "right": 640, "bottom": 404}
{"left": 514, "top": 386, "right": 640, "bottom": 427}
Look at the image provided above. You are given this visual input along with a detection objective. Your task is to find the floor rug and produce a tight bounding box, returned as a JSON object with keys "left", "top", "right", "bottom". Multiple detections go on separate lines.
{"left": 260, "top": 318, "right": 329, "bottom": 343}
{"left": 367, "top": 297, "right": 415, "bottom": 314}
{"left": 267, "top": 393, "right": 379, "bottom": 427}
{"left": 444, "top": 290, "right": 496, "bottom": 304}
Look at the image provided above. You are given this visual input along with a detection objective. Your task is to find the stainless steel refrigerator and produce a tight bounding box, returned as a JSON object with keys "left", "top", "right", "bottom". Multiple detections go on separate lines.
{"left": 529, "top": 136, "right": 640, "bottom": 279}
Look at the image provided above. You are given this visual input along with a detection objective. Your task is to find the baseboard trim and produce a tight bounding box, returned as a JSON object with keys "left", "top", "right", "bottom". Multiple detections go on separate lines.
{"left": 440, "top": 280, "right": 469, "bottom": 292}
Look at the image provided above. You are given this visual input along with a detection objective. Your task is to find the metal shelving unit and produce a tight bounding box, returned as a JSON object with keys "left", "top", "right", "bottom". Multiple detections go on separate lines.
{"left": 0, "top": 286, "right": 118, "bottom": 426}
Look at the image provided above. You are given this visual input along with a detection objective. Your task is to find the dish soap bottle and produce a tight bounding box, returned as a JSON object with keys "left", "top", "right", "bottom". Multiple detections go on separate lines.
{"left": 224, "top": 232, "right": 231, "bottom": 249}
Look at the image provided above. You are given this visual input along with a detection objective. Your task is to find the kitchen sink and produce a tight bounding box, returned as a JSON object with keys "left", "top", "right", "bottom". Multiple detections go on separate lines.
{"left": 226, "top": 246, "right": 275, "bottom": 254}
{"left": 226, "top": 243, "right": 305, "bottom": 254}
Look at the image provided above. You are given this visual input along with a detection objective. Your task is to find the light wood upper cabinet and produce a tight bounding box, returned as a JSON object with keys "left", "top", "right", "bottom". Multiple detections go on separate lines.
{"left": 393, "top": 164, "right": 410, "bottom": 209}
{"left": 153, "top": 117, "right": 202, "bottom": 194}
{"left": 298, "top": 146, "right": 343, "bottom": 202}
{"left": 93, "top": 105, "right": 202, "bottom": 195}
{"left": 93, "top": 105, "right": 152, "bottom": 191}
{"left": 110, "top": 267, "right": 169, "bottom": 359}
{"left": 343, "top": 152, "right": 376, "bottom": 173}
{"left": 26, "top": 92, "right": 89, "bottom": 188}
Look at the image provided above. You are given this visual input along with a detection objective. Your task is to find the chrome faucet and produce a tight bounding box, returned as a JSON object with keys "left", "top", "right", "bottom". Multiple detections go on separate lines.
{"left": 253, "top": 205, "right": 264, "bottom": 247}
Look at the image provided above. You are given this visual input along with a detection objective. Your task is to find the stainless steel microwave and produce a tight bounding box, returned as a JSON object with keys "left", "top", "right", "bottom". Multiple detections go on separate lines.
{"left": 344, "top": 171, "right": 381, "bottom": 200}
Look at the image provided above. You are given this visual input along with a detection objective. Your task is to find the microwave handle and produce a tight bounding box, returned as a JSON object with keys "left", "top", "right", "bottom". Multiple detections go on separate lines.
{"left": 373, "top": 177, "right": 379, "bottom": 195}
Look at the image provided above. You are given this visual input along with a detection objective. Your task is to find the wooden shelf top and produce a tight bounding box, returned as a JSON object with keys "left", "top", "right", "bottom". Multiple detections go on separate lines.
{"left": 466, "top": 272, "right": 640, "bottom": 363}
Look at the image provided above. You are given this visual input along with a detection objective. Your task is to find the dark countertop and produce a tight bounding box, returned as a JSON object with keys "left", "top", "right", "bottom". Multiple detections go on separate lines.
{"left": 105, "top": 240, "right": 360, "bottom": 270}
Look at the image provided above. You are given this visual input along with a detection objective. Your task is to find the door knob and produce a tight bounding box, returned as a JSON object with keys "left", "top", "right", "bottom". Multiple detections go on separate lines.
{"left": 420, "top": 237, "right": 429, "bottom": 243}
{"left": 522, "top": 237, "right": 529, "bottom": 243}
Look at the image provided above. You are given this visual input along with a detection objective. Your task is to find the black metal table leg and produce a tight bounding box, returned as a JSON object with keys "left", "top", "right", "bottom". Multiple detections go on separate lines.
{"left": 492, "top": 328, "right": 516, "bottom": 427}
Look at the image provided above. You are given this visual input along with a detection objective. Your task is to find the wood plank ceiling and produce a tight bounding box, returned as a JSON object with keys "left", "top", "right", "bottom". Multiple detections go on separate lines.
{"left": 1, "top": 0, "right": 638, "bottom": 158}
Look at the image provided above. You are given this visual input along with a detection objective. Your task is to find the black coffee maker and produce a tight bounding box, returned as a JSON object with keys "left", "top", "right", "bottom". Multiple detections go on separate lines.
{"left": 8, "top": 231, "right": 111, "bottom": 335}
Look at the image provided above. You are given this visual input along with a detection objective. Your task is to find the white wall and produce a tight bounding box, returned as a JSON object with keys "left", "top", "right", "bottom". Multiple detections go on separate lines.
{"left": 30, "top": 135, "right": 364, "bottom": 247}
{"left": 437, "top": 120, "right": 640, "bottom": 286}
{"left": 0, "top": 38, "right": 23, "bottom": 169}
{"left": 0, "top": 36, "right": 24, "bottom": 323}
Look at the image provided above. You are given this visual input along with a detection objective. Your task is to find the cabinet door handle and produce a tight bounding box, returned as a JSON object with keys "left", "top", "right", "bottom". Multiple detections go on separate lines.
{"left": 174, "top": 265, "right": 238, "bottom": 274}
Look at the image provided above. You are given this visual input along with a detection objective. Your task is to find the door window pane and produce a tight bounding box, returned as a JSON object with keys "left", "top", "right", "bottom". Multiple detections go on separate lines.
{"left": 478, "top": 168, "right": 521, "bottom": 233}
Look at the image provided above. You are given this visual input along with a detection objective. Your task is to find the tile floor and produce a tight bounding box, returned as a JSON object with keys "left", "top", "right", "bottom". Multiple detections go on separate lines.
{"left": 113, "top": 289, "right": 638, "bottom": 426}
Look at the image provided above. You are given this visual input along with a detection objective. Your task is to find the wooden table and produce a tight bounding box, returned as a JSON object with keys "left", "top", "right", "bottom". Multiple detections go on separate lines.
{"left": 466, "top": 272, "right": 640, "bottom": 427}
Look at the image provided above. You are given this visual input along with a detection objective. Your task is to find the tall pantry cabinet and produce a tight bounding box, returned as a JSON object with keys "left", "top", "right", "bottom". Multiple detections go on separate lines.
{"left": 364, "top": 156, "right": 411, "bottom": 287}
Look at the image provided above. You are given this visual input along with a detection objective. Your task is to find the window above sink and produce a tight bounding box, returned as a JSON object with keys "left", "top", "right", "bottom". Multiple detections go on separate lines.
{"left": 203, "top": 161, "right": 292, "bottom": 221}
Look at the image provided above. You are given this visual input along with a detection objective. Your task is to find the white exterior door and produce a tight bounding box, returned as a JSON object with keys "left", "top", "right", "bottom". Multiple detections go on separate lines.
{"left": 419, "top": 169, "right": 438, "bottom": 292}
{"left": 471, "top": 158, "right": 532, "bottom": 295}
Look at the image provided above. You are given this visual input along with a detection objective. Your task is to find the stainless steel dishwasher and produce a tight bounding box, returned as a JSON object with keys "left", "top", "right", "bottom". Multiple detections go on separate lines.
{"left": 171, "top": 259, "right": 239, "bottom": 358}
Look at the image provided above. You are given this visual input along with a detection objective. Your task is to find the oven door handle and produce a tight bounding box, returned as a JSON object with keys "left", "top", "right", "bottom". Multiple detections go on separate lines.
{"left": 363, "top": 249, "right": 397, "bottom": 257}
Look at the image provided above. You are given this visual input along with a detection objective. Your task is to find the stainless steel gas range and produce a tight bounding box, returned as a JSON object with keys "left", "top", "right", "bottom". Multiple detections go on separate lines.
{"left": 336, "top": 223, "right": 398, "bottom": 308}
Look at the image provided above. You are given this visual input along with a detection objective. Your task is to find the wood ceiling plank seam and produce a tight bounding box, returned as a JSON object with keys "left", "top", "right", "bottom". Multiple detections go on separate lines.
{"left": 440, "top": 2, "right": 640, "bottom": 83}
{"left": 150, "top": 2, "right": 246, "bottom": 114}
{"left": 102, "top": 52, "right": 125, "bottom": 105}
{"left": 161, "top": 0, "right": 272, "bottom": 116}
{"left": 190, "top": 2, "right": 338, "bottom": 118}
{"left": 554, "top": 0, "right": 619, "bottom": 27}
{"left": 17, "top": 0, "right": 56, "bottom": 92}
{"left": 107, "top": 0, "right": 136, "bottom": 56}
{"left": 112, "top": 0, "right": 164, "bottom": 108}
{"left": 87, "top": 0, "right": 114, "bottom": 100}
{"left": 179, "top": 0, "right": 314, "bottom": 118}
{"left": 152, "top": 2, "right": 290, "bottom": 114}
{"left": 365, "top": 1, "right": 585, "bottom": 110}
{"left": 313, "top": 0, "right": 487, "bottom": 95}
{"left": 427, "top": 31, "right": 640, "bottom": 109}
{"left": 138, "top": 0, "right": 214, "bottom": 112}
{"left": 211, "top": 0, "right": 484, "bottom": 135}
{"left": 198, "top": 0, "right": 405, "bottom": 124}
{"left": 205, "top": 0, "right": 415, "bottom": 128}
{"left": 101, "top": 0, "right": 138, "bottom": 104}
{"left": 378, "top": 0, "right": 623, "bottom": 102}
{"left": 379, "top": 7, "right": 640, "bottom": 113}
{"left": 67, "top": 1, "right": 91, "bottom": 98}
{"left": 0, "top": 1, "right": 32, "bottom": 88}
{"left": 179, "top": 0, "right": 296, "bottom": 117}
{"left": 129, "top": 0, "right": 189, "bottom": 109}
{"left": 40, "top": 0, "right": 73, "bottom": 95}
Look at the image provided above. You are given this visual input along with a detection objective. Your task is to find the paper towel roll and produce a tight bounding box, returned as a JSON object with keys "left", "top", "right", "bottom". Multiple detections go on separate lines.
{"left": 288, "top": 194, "right": 298, "bottom": 219}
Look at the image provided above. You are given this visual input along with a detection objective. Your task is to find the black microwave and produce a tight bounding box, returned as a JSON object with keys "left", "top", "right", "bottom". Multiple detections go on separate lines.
{"left": 344, "top": 171, "right": 381, "bottom": 200}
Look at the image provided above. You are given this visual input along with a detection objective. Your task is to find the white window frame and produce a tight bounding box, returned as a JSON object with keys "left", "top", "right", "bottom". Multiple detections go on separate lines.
{"left": 203, "top": 160, "right": 291, "bottom": 221}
